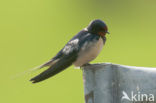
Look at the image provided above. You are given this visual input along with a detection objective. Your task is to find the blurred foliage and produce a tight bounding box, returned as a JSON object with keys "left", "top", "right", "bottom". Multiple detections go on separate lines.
{"left": 0, "top": 0, "right": 156, "bottom": 103}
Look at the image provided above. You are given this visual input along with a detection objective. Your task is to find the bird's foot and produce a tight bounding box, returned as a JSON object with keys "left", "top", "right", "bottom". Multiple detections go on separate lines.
{"left": 80, "top": 63, "right": 91, "bottom": 69}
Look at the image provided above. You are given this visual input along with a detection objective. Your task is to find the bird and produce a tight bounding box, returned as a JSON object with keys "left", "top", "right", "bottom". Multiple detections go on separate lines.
{"left": 30, "top": 19, "right": 109, "bottom": 83}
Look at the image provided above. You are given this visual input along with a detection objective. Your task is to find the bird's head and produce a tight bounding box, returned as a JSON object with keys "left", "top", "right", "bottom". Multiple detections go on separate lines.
{"left": 86, "top": 19, "right": 109, "bottom": 37}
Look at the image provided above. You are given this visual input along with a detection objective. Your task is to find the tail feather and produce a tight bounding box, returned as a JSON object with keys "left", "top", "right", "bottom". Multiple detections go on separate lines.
{"left": 30, "top": 64, "right": 70, "bottom": 83}
{"left": 30, "top": 56, "right": 76, "bottom": 83}
{"left": 31, "top": 59, "right": 58, "bottom": 71}
{"left": 11, "top": 60, "right": 55, "bottom": 79}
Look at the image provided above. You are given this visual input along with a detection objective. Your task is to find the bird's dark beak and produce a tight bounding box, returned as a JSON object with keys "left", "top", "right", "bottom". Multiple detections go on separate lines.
{"left": 106, "top": 31, "right": 110, "bottom": 34}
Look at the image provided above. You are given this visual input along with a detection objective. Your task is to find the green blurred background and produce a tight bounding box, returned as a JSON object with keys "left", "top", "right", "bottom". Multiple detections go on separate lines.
{"left": 0, "top": 0, "right": 156, "bottom": 103}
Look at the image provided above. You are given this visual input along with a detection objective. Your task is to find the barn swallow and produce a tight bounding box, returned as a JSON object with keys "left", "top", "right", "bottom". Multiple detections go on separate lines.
{"left": 30, "top": 19, "right": 109, "bottom": 83}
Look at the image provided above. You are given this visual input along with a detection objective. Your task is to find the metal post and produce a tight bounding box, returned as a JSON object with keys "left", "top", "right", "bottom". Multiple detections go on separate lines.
{"left": 83, "top": 63, "right": 156, "bottom": 103}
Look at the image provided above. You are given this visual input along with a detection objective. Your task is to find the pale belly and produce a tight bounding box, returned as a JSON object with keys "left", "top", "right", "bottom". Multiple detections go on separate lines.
{"left": 73, "top": 37, "right": 104, "bottom": 67}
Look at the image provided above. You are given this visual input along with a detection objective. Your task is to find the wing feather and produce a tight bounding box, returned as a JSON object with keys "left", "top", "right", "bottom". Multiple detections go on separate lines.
{"left": 30, "top": 45, "right": 78, "bottom": 83}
